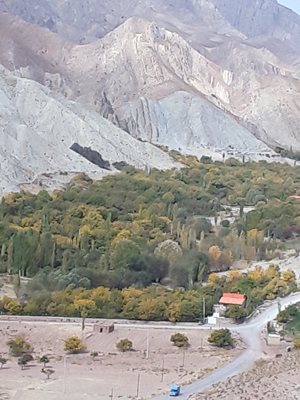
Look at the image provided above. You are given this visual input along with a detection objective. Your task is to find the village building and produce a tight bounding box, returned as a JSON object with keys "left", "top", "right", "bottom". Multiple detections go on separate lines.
{"left": 93, "top": 321, "right": 115, "bottom": 334}
{"left": 219, "top": 293, "right": 246, "bottom": 307}
{"left": 211, "top": 293, "right": 246, "bottom": 320}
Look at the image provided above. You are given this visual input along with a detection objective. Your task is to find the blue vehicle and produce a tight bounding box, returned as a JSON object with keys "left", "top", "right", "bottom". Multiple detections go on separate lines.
{"left": 169, "top": 384, "right": 181, "bottom": 396}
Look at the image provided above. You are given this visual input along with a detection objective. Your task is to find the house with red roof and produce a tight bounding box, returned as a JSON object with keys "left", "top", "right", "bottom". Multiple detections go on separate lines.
{"left": 219, "top": 293, "right": 246, "bottom": 307}
{"left": 209, "top": 292, "right": 247, "bottom": 322}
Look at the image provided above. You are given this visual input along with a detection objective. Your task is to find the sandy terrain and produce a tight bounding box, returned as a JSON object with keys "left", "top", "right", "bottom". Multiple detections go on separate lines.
{"left": 192, "top": 351, "right": 300, "bottom": 400}
{"left": 0, "top": 321, "right": 238, "bottom": 400}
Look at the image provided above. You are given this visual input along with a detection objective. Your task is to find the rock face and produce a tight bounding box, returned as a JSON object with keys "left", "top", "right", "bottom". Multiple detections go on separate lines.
{"left": 212, "top": 0, "right": 300, "bottom": 54}
{"left": 65, "top": 17, "right": 300, "bottom": 152}
{"left": 0, "top": 1, "right": 300, "bottom": 192}
{"left": 115, "top": 91, "right": 272, "bottom": 157}
{"left": 0, "top": 65, "right": 178, "bottom": 194}
{"left": 1, "top": 0, "right": 300, "bottom": 58}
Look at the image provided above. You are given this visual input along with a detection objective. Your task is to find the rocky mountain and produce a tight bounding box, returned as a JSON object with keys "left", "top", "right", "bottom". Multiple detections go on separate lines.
{"left": 211, "top": 0, "right": 300, "bottom": 58}
{"left": 0, "top": 13, "right": 278, "bottom": 155}
{"left": 64, "top": 17, "right": 299, "bottom": 151}
{"left": 0, "top": 1, "right": 300, "bottom": 193}
{"left": 1, "top": 0, "right": 299, "bottom": 60}
{"left": 0, "top": 64, "right": 178, "bottom": 194}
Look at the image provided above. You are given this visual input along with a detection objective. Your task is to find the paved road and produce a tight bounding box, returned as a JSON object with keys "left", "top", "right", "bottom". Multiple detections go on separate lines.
{"left": 1, "top": 293, "right": 299, "bottom": 399}
{"left": 154, "top": 292, "right": 300, "bottom": 399}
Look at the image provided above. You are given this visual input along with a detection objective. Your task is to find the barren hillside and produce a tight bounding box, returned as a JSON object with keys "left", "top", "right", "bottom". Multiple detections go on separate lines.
{"left": 0, "top": 1, "right": 300, "bottom": 192}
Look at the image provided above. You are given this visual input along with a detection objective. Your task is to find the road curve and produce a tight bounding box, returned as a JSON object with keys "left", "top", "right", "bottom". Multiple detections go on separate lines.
{"left": 154, "top": 292, "right": 300, "bottom": 400}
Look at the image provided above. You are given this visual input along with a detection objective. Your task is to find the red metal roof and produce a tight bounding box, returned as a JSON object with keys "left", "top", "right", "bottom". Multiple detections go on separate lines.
{"left": 219, "top": 293, "right": 246, "bottom": 306}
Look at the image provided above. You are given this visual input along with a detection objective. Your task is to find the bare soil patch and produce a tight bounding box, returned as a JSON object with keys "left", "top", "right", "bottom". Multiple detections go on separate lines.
{"left": 0, "top": 321, "right": 239, "bottom": 399}
{"left": 192, "top": 352, "right": 300, "bottom": 400}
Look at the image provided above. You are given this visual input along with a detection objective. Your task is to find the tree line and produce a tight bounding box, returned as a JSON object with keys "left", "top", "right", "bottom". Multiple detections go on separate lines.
{"left": 1, "top": 266, "right": 296, "bottom": 322}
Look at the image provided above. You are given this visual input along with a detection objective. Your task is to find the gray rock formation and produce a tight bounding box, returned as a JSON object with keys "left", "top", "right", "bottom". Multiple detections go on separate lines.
{"left": 1, "top": 0, "right": 299, "bottom": 59}
{"left": 115, "top": 91, "right": 272, "bottom": 157}
{"left": 0, "top": 65, "right": 178, "bottom": 195}
{"left": 0, "top": 2, "right": 300, "bottom": 193}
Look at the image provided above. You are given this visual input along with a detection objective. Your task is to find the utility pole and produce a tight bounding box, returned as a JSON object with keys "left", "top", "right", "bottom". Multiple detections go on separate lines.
{"left": 203, "top": 297, "right": 206, "bottom": 324}
{"left": 136, "top": 373, "right": 141, "bottom": 397}
{"left": 146, "top": 329, "right": 150, "bottom": 359}
{"left": 109, "top": 389, "right": 114, "bottom": 400}
{"left": 63, "top": 355, "right": 67, "bottom": 394}
{"left": 277, "top": 299, "right": 281, "bottom": 313}
{"left": 161, "top": 356, "right": 165, "bottom": 382}
{"left": 182, "top": 350, "right": 186, "bottom": 368}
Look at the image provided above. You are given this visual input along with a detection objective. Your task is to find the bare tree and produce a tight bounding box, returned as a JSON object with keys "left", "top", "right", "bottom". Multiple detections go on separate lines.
{"left": 39, "top": 355, "right": 50, "bottom": 368}
{"left": 41, "top": 367, "right": 55, "bottom": 380}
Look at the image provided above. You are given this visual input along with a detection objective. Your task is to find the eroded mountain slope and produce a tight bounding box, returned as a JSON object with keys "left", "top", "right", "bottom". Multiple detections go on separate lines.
{"left": 0, "top": 66, "right": 178, "bottom": 194}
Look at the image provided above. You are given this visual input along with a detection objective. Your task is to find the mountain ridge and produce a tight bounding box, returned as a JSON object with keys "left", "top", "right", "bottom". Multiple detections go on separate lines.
{"left": 0, "top": 1, "right": 300, "bottom": 194}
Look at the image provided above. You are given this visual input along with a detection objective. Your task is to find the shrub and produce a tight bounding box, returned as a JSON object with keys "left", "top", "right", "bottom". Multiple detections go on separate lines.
{"left": 294, "top": 338, "right": 300, "bottom": 349}
{"left": 170, "top": 333, "right": 189, "bottom": 348}
{"left": 277, "top": 310, "right": 290, "bottom": 323}
{"left": 64, "top": 336, "right": 87, "bottom": 354}
{"left": 90, "top": 351, "right": 99, "bottom": 360}
{"left": 116, "top": 339, "right": 133, "bottom": 352}
{"left": 208, "top": 329, "right": 233, "bottom": 348}
{"left": 225, "top": 305, "right": 247, "bottom": 322}
{"left": 7, "top": 336, "right": 32, "bottom": 357}
{"left": 18, "top": 353, "right": 33, "bottom": 369}
{"left": 0, "top": 357, "right": 7, "bottom": 369}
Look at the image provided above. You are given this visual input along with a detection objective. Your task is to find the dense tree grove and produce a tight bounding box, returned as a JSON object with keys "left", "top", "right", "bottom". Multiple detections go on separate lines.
{"left": 0, "top": 266, "right": 296, "bottom": 321}
{"left": 0, "top": 159, "right": 299, "bottom": 320}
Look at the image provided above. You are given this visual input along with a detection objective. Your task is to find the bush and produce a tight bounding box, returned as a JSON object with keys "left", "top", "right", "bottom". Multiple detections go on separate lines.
{"left": 225, "top": 305, "right": 247, "bottom": 322}
{"left": 18, "top": 353, "right": 33, "bottom": 369}
{"left": 116, "top": 339, "right": 133, "bottom": 352}
{"left": 7, "top": 336, "right": 32, "bottom": 357}
{"left": 208, "top": 329, "right": 233, "bottom": 348}
{"left": 64, "top": 336, "right": 87, "bottom": 354}
{"left": 294, "top": 338, "right": 300, "bottom": 349}
{"left": 0, "top": 357, "right": 7, "bottom": 369}
{"left": 170, "top": 333, "right": 189, "bottom": 348}
{"left": 277, "top": 310, "right": 290, "bottom": 323}
{"left": 90, "top": 351, "right": 99, "bottom": 360}
{"left": 285, "top": 305, "right": 298, "bottom": 317}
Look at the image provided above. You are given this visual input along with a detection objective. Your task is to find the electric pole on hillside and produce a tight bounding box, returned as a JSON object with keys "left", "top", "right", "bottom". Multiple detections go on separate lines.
{"left": 202, "top": 297, "right": 206, "bottom": 324}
